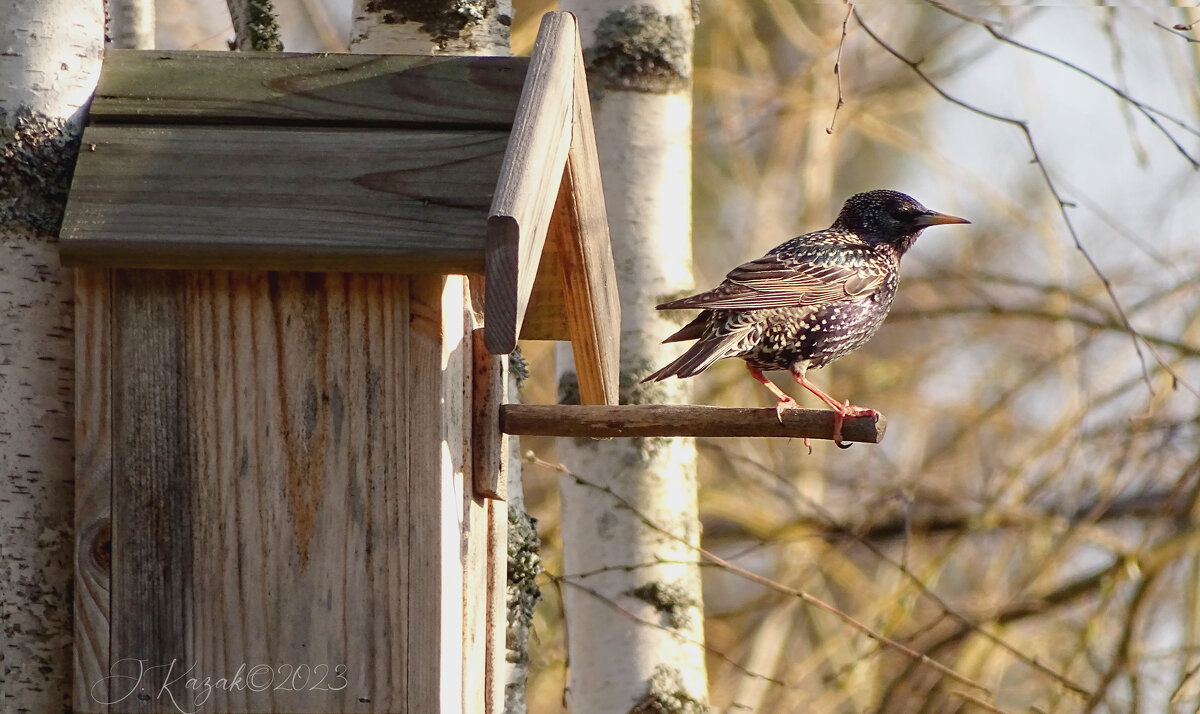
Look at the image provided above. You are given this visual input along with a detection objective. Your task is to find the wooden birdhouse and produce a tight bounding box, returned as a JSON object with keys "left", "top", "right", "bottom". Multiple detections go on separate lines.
{"left": 59, "top": 9, "right": 888, "bottom": 713}
{"left": 61, "top": 12, "right": 617, "bottom": 714}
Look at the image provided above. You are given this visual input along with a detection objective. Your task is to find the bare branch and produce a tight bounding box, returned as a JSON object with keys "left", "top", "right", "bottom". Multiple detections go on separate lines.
{"left": 825, "top": 2, "right": 854, "bottom": 135}
{"left": 525, "top": 453, "right": 1003, "bottom": 699}
{"left": 700, "top": 448, "right": 1096, "bottom": 699}
{"left": 852, "top": 8, "right": 1174, "bottom": 397}
{"left": 552, "top": 575, "right": 786, "bottom": 687}
{"left": 926, "top": 1, "right": 1200, "bottom": 163}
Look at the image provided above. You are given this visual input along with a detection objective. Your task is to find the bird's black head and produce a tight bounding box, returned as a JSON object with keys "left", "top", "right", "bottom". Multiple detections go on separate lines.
{"left": 832, "top": 190, "right": 969, "bottom": 254}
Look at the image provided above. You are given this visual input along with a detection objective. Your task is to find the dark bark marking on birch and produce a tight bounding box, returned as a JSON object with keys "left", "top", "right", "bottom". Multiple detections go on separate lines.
{"left": 585, "top": 6, "right": 691, "bottom": 95}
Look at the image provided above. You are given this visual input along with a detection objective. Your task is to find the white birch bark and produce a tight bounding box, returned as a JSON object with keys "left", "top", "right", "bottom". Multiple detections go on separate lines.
{"left": 107, "top": 0, "right": 155, "bottom": 49}
{"left": 351, "top": 0, "right": 510, "bottom": 55}
{"left": 555, "top": 2, "right": 708, "bottom": 711}
{"left": 0, "top": 0, "right": 103, "bottom": 709}
{"left": 348, "top": 7, "right": 537, "bottom": 713}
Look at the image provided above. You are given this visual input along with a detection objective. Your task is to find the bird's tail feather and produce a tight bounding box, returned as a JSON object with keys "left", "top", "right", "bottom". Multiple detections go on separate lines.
{"left": 642, "top": 331, "right": 745, "bottom": 383}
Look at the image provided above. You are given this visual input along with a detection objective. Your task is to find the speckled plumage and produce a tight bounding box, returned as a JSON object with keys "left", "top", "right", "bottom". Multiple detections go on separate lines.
{"left": 643, "top": 190, "right": 970, "bottom": 445}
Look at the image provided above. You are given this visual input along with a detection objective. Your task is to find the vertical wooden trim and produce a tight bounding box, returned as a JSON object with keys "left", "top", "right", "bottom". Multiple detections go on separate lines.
{"left": 406, "top": 273, "right": 438, "bottom": 710}
{"left": 74, "top": 269, "right": 113, "bottom": 713}
{"left": 470, "top": 329, "right": 507, "bottom": 500}
{"left": 407, "top": 274, "right": 467, "bottom": 712}
{"left": 483, "top": 498, "right": 509, "bottom": 714}
{"left": 438, "top": 277, "right": 468, "bottom": 711}
{"left": 110, "top": 269, "right": 194, "bottom": 712}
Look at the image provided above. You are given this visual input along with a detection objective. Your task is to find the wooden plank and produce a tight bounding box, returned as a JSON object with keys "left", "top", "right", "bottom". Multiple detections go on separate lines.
{"left": 471, "top": 328, "right": 507, "bottom": 500}
{"left": 101, "top": 270, "right": 416, "bottom": 712}
{"left": 61, "top": 126, "right": 506, "bottom": 273}
{"left": 499, "top": 404, "right": 888, "bottom": 443}
{"left": 110, "top": 269, "right": 194, "bottom": 713}
{"left": 517, "top": 227, "right": 570, "bottom": 340}
{"left": 461, "top": 324, "right": 490, "bottom": 714}
{"left": 407, "top": 275, "right": 443, "bottom": 711}
{"left": 91, "top": 51, "right": 528, "bottom": 128}
{"left": 484, "top": 498, "right": 508, "bottom": 714}
{"left": 484, "top": 12, "right": 577, "bottom": 355}
{"left": 183, "top": 271, "right": 413, "bottom": 712}
{"left": 408, "top": 275, "right": 471, "bottom": 712}
{"left": 73, "top": 269, "right": 112, "bottom": 714}
{"left": 553, "top": 35, "right": 622, "bottom": 405}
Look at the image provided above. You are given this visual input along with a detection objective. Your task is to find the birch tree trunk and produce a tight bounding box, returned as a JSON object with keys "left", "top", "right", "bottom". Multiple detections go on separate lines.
{"left": 351, "top": 0, "right": 510, "bottom": 55}
{"left": 107, "top": 0, "right": 155, "bottom": 49}
{"left": 349, "top": 6, "right": 539, "bottom": 713}
{"left": 554, "top": 3, "right": 708, "bottom": 712}
{"left": 0, "top": 0, "right": 103, "bottom": 709}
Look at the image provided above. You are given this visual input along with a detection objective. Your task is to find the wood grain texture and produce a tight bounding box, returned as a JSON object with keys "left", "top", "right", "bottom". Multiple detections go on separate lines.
{"left": 484, "top": 498, "right": 508, "bottom": 714}
{"left": 61, "top": 126, "right": 505, "bottom": 273}
{"left": 110, "top": 270, "right": 194, "bottom": 713}
{"left": 91, "top": 51, "right": 528, "bottom": 127}
{"left": 93, "top": 271, "right": 422, "bottom": 712}
{"left": 184, "top": 271, "right": 413, "bottom": 712}
{"left": 517, "top": 227, "right": 571, "bottom": 341}
{"left": 407, "top": 275, "right": 468, "bottom": 712}
{"left": 73, "top": 269, "right": 113, "bottom": 714}
{"left": 553, "top": 35, "right": 621, "bottom": 405}
{"left": 471, "top": 328, "right": 507, "bottom": 500}
{"left": 499, "top": 404, "right": 887, "bottom": 443}
{"left": 484, "top": 12, "right": 577, "bottom": 355}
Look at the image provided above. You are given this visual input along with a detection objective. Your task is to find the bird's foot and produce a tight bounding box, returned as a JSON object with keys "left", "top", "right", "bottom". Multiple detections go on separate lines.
{"left": 832, "top": 401, "right": 880, "bottom": 449}
{"left": 776, "top": 398, "right": 816, "bottom": 454}
{"left": 774, "top": 397, "right": 799, "bottom": 424}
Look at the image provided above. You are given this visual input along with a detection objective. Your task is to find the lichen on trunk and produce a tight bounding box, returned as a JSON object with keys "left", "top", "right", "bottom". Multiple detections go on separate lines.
{"left": 585, "top": 5, "right": 691, "bottom": 94}
{"left": 0, "top": 108, "right": 82, "bottom": 232}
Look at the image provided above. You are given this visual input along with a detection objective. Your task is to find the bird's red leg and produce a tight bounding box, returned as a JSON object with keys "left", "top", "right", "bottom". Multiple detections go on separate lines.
{"left": 747, "top": 366, "right": 814, "bottom": 453}
{"left": 746, "top": 365, "right": 797, "bottom": 420}
{"left": 791, "top": 373, "right": 878, "bottom": 448}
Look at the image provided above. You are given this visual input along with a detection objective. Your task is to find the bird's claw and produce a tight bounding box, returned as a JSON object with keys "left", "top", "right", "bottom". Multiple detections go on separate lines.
{"left": 774, "top": 398, "right": 798, "bottom": 423}
{"left": 831, "top": 403, "right": 879, "bottom": 449}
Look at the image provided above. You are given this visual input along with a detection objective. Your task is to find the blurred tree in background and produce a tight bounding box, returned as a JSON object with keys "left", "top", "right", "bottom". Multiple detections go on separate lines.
{"left": 516, "top": 2, "right": 1200, "bottom": 712}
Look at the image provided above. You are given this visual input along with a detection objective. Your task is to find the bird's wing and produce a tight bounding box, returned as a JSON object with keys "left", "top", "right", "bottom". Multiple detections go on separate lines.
{"left": 658, "top": 251, "right": 886, "bottom": 311}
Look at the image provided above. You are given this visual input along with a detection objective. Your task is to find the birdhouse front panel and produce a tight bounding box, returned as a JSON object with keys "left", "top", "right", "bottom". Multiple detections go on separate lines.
{"left": 74, "top": 270, "right": 502, "bottom": 713}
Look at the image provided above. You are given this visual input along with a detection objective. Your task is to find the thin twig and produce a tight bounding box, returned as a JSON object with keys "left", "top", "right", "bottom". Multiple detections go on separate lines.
{"left": 526, "top": 453, "right": 1001, "bottom": 699}
{"left": 826, "top": 2, "right": 854, "bottom": 134}
{"left": 887, "top": 304, "right": 1200, "bottom": 362}
{"left": 1171, "top": 657, "right": 1200, "bottom": 703}
{"left": 853, "top": 8, "right": 1163, "bottom": 396}
{"left": 1154, "top": 21, "right": 1200, "bottom": 43}
{"left": 705, "top": 447, "right": 1095, "bottom": 700}
{"left": 552, "top": 575, "right": 787, "bottom": 687}
{"left": 926, "top": 0, "right": 1200, "bottom": 163}
{"left": 951, "top": 690, "right": 1013, "bottom": 714}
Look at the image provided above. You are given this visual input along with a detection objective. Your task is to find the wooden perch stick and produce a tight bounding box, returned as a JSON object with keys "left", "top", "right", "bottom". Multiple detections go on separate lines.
{"left": 499, "top": 404, "right": 886, "bottom": 443}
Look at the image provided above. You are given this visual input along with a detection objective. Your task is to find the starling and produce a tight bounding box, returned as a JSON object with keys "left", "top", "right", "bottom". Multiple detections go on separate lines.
{"left": 642, "top": 190, "right": 970, "bottom": 448}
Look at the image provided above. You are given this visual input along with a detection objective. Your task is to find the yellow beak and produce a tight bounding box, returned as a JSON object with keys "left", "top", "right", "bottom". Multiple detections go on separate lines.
{"left": 914, "top": 210, "right": 971, "bottom": 227}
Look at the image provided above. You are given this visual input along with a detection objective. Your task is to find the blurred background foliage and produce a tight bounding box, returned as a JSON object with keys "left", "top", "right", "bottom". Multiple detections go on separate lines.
{"left": 513, "top": 2, "right": 1200, "bottom": 712}
{"left": 157, "top": 0, "right": 1200, "bottom": 710}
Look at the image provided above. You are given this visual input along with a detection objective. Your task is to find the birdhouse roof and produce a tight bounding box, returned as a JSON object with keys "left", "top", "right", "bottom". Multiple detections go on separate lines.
{"left": 59, "top": 12, "right": 619, "bottom": 405}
